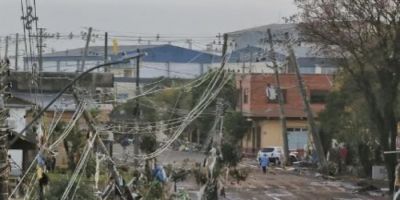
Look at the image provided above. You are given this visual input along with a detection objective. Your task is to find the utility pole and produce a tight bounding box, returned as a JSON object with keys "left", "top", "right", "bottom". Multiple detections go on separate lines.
{"left": 284, "top": 33, "right": 327, "bottom": 165}
{"left": 216, "top": 98, "right": 224, "bottom": 149}
{"left": 71, "top": 90, "right": 134, "bottom": 200}
{"left": 38, "top": 28, "right": 44, "bottom": 71}
{"left": 267, "top": 29, "right": 290, "bottom": 165}
{"left": 80, "top": 27, "right": 92, "bottom": 72}
{"left": 4, "top": 36, "right": 9, "bottom": 60}
{"left": 0, "top": 60, "right": 10, "bottom": 200}
{"left": 104, "top": 32, "right": 108, "bottom": 71}
{"left": 0, "top": 37, "right": 2, "bottom": 59}
{"left": 201, "top": 98, "right": 224, "bottom": 200}
{"left": 134, "top": 49, "right": 140, "bottom": 166}
{"left": 14, "top": 33, "right": 19, "bottom": 71}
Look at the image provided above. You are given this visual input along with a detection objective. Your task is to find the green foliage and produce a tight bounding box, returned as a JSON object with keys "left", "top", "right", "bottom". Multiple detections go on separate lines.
{"left": 223, "top": 111, "right": 251, "bottom": 144}
{"left": 192, "top": 164, "right": 207, "bottom": 185}
{"left": 65, "top": 127, "right": 87, "bottom": 170}
{"left": 190, "top": 73, "right": 238, "bottom": 144}
{"left": 85, "top": 155, "right": 96, "bottom": 178}
{"left": 229, "top": 168, "right": 249, "bottom": 183}
{"left": 221, "top": 143, "right": 241, "bottom": 167}
{"left": 140, "top": 134, "right": 157, "bottom": 153}
{"left": 170, "top": 168, "right": 189, "bottom": 182}
{"left": 201, "top": 179, "right": 218, "bottom": 200}
{"left": 52, "top": 122, "right": 88, "bottom": 171}
{"left": 141, "top": 181, "right": 164, "bottom": 200}
{"left": 174, "top": 190, "right": 191, "bottom": 200}
{"left": 318, "top": 73, "right": 382, "bottom": 175}
{"left": 45, "top": 174, "right": 96, "bottom": 200}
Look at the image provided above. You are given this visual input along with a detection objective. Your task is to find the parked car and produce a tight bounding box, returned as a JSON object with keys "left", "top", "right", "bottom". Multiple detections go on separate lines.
{"left": 257, "top": 147, "right": 298, "bottom": 165}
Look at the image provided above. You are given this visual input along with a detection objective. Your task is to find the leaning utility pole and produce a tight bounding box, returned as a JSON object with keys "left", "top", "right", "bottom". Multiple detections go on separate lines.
{"left": 4, "top": 36, "right": 9, "bottom": 59}
{"left": 201, "top": 98, "right": 225, "bottom": 200}
{"left": 80, "top": 27, "right": 92, "bottom": 72}
{"left": 71, "top": 90, "right": 134, "bottom": 200}
{"left": 284, "top": 33, "right": 327, "bottom": 165}
{"left": 267, "top": 29, "right": 290, "bottom": 165}
{"left": 38, "top": 28, "right": 44, "bottom": 71}
{"left": 14, "top": 33, "right": 19, "bottom": 71}
{"left": 134, "top": 49, "right": 140, "bottom": 166}
{"left": 0, "top": 60, "right": 10, "bottom": 200}
{"left": 104, "top": 32, "right": 109, "bottom": 71}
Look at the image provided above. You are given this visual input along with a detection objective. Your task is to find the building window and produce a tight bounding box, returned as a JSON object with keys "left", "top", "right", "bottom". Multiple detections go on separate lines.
{"left": 243, "top": 88, "right": 249, "bottom": 104}
{"left": 310, "top": 90, "right": 329, "bottom": 104}
{"left": 287, "top": 128, "right": 308, "bottom": 150}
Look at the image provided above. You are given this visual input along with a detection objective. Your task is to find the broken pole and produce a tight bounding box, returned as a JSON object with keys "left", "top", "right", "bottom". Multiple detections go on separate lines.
{"left": 71, "top": 90, "right": 134, "bottom": 200}
{"left": 80, "top": 27, "right": 92, "bottom": 72}
{"left": 15, "top": 33, "right": 19, "bottom": 71}
{"left": 104, "top": 32, "right": 109, "bottom": 72}
{"left": 4, "top": 36, "right": 9, "bottom": 60}
{"left": 0, "top": 61, "right": 10, "bottom": 200}
{"left": 267, "top": 29, "right": 290, "bottom": 165}
{"left": 134, "top": 49, "right": 140, "bottom": 166}
{"left": 284, "top": 33, "right": 327, "bottom": 165}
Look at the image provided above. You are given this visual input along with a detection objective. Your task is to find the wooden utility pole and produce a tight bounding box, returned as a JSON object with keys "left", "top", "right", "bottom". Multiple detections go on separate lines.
{"left": 284, "top": 33, "right": 327, "bottom": 165}
{"left": 14, "top": 33, "right": 19, "bottom": 71}
{"left": 104, "top": 32, "right": 108, "bottom": 71}
{"left": 0, "top": 61, "right": 10, "bottom": 200}
{"left": 201, "top": 98, "right": 225, "bottom": 200}
{"left": 267, "top": 29, "right": 290, "bottom": 165}
{"left": 38, "top": 28, "right": 44, "bottom": 71}
{"left": 4, "top": 36, "right": 9, "bottom": 59}
{"left": 71, "top": 90, "right": 134, "bottom": 200}
{"left": 134, "top": 49, "right": 140, "bottom": 166}
{"left": 80, "top": 27, "right": 92, "bottom": 72}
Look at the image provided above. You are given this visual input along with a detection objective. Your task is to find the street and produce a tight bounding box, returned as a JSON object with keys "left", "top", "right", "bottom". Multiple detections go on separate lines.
{"left": 223, "top": 168, "right": 385, "bottom": 200}
{"left": 113, "top": 144, "right": 387, "bottom": 200}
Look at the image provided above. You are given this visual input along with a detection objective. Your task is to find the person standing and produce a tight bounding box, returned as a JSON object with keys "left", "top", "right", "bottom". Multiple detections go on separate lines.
{"left": 260, "top": 154, "right": 269, "bottom": 174}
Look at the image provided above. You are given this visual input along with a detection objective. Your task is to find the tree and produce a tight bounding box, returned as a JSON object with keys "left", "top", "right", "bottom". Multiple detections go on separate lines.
{"left": 223, "top": 111, "right": 251, "bottom": 145}
{"left": 319, "top": 73, "right": 382, "bottom": 176}
{"left": 44, "top": 175, "right": 96, "bottom": 200}
{"left": 293, "top": 0, "right": 400, "bottom": 191}
{"left": 191, "top": 72, "right": 237, "bottom": 144}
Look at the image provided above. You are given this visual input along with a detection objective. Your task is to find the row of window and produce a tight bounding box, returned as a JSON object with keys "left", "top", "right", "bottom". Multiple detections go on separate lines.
{"left": 242, "top": 89, "right": 329, "bottom": 104}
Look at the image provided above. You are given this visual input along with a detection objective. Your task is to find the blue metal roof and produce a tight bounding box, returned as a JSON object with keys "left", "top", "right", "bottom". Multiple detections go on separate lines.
{"left": 120, "top": 44, "right": 218, "bottom": 64}
{"left": 41, "top": 44, "right": 219, "bottom": 64}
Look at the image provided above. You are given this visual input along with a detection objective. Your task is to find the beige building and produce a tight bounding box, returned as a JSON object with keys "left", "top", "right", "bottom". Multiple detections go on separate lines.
{"left": 237, "top": 74, "right": 333, "bottom": 156}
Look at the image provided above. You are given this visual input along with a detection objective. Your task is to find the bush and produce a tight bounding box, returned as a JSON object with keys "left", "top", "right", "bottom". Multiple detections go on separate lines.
{"left": 45, "top": 174, "right": 96, "bottom": 200}
{"left": 192, "top": 165, "right": 207, "bottom": 185}
{"left": 221, "top": 143, "right": 241, "bottom": 167}
{"left": 229, "top": 168, "right": 249, "bottom": 183}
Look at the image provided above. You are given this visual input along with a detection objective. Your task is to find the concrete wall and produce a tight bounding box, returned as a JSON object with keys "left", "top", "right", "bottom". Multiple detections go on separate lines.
{"left": 10, "top": 72, "right": 114, "bottom": 92}
{"left": 211, "top": 62, "right": 275, "bottom": 74}
{"left": 110, "top": 62, "right": 211, "bottom": 79}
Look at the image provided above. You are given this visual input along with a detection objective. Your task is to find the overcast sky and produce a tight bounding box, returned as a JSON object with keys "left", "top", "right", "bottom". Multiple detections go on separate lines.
{"left": 0, "top": 0, "right": 296, "bottom": 51}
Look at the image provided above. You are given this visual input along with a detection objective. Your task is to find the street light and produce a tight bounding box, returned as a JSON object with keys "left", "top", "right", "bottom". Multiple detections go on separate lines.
{"left": 8, "top": 53, "right": 146, "bottom": 147}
